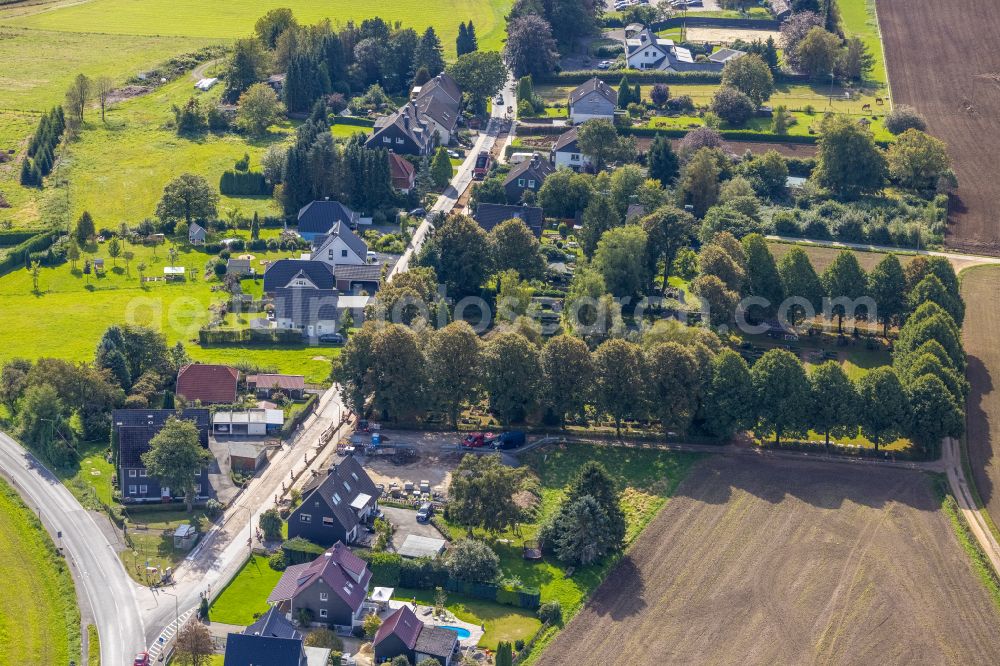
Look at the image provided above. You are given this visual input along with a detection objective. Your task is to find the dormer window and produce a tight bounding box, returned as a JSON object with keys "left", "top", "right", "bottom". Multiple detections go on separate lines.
{"left": 332, "top": 493, "right": 341, "bottom": 504}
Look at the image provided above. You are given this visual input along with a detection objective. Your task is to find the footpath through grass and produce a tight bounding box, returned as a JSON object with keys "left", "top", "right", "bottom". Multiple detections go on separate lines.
{"left": 0, "top": 478, "right": 81, "bottom": 665}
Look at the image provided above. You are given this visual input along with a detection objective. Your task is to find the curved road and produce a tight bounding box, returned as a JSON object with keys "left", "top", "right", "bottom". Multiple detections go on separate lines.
{"left": 0, "top": 432, "right": 145, "bottom": 666}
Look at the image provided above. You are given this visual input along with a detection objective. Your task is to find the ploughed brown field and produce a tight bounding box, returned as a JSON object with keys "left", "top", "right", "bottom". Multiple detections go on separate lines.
{"left": 879, "top": 0, "right": 1000, "bottom": 254}
{"left": 536, "top": 456, "right": 1000, "bottom": 666}
{"left": 961, "top": 266, "right": 1000, "bottom": 523}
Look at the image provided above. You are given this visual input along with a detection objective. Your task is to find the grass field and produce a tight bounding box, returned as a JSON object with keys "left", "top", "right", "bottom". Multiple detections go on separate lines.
{"left": 0, "top": 478, "right": 80, "bottom": 665}
{"left": 210, "top": 554, "right": 285, "bottom": 625}
{"left": 534, "top": 456, "right": 1000, "bottom": 665}
{"left": 1, "top": 0, "right": 511, "bottom": 55}
{"left": 837, "top": 0, "right": 888, "bottom": 87}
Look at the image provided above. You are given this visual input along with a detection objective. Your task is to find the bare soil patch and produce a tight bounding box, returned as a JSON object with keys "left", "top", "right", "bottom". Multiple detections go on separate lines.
{"left": 961, "top": 266, "right": 1000, "bottom": 524}
{"left": 685, "top": 26, "right": 781, "bottom": 44}
{"left": 879, "top": 0, "right": 1000, "bottom": 253}
{"left": 536, "top": 456, "right": 1000, "bottom": 666}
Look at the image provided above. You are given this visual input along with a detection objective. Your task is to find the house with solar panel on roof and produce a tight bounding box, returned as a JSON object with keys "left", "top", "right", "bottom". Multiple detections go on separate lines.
{"left": 623, "top": 26, "right": 744, "bottom": 73}
{"left": 288, "top": 457, "right": 380, "bottom": 547}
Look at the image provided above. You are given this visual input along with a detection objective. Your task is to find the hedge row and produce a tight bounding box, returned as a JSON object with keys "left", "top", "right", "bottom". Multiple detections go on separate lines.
{"left": 361, "top": 551, "right": 541, "bottom": 610}
{"left": 198, "top": 328, "right": 305, "bottom": 345}
{"left": 219, "top": 169, "right": 272, "bottom": 196}
{"left": 333, "top": 116, "right": 376, "bottom": 128}
{"left": 535, "top": 70, "right": 722, "bottom": 85}
{"left": 0, "top": 230, "right": 44, "bottom": 246}
{"left": 622, "top": 126, "right": 820, "bottom": 144}
{"left": 280, "top": 393, "right": 318, "bottom": 439}
{"left": 0, "top": 229, "right": 61, "bottom": 275}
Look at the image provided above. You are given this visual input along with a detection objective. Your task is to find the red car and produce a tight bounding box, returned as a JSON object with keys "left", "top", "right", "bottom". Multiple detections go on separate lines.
{"left": 462, "top": 432, "right": 495, "bottom": 448}
{"left": 134, "top": 653, "right": 150, "bottom": 666}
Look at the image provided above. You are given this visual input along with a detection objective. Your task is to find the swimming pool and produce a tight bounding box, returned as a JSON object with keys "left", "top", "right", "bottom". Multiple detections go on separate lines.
{"left": 439, "top": 625, "right": 472, "bottom": 639}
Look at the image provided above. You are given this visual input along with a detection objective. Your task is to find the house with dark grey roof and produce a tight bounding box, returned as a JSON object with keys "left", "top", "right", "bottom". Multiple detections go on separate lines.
{"left": 245, "top": 606, "right": 302, "bottom": 640}
{"left": 288, "top": 457, "right": 379, "bottom": 546}
{"left": 474, "top": 203, "right": 544, "bottom": 237}
{"left": 503, "top": 154, "right": 555, "bottom": 203}
{"left": 226, "top": 258, "right": 253, "bottom": 277}
{"left": 311, "top": 222, "right": 369, "bottom": 268}
{"left": 708, "top": 47, "right": 747, "bottom": 65}
{"left": 296, "top": 201, "right": 361, "bottom": 241}
{"left": 332, "top": 263, "right": 381, "bottom": 294}
{"left": 568, "top": 78, "right": 617, "bottom": 124}
{"left": 373, "top": 605, "right": 459, "bottom": 666}
{"left": 224, "top": 633, "right": 306, "bottom": 666}
{"left": 366, "top": 102, "right": 434, "bottom": 156}
{"left": 112, "top": 409, "right": 210, "bottom": 503}
{"left": 273, "top": 288, "right": 342, "bottom": 339}
{"left": 412, "top": 73, "right": 462, "bottom": 144}
{"left": 262, "top": 260, "right": 336, "bottom": 293}
{"left": 551, "top": 127, "right": 591, "bottom": 171}
{"left": 267, "top": 541, "right": 372, "bottom": 629}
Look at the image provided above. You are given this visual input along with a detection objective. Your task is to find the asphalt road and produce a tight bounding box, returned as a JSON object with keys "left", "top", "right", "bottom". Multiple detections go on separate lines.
{"left": 0, "top": 431, "right": 146, "bottom": 666}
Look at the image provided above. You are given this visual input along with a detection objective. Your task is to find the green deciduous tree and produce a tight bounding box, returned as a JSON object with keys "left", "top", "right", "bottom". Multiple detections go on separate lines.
{"left": 141, "top": 417, "right": 212, "bottom": 511}
{"left": 540, "top": 335, "right": 594, "bottom": 427}
{"left": 593, "top": 225, "right": 648, "bottom": 298}
{"left": 644, "top": 342, "right": 700, "bottom": 436}
{"left": 867, "top": 253, "right": 907, "bottom": 336}
{"left": 751, "top": 349, "right": 810, "bottom": 444}
{"left": 906, "top": 374, "right": 963, "bottom": 457}
{"left": 504, "top": 14, "right": 558, "bottom": 79}
{"left": 427, "top": 214, "right": 492, "bottom": 297}
{"left": 886, "top": 129, "right": 952, "bottom": 192}
{"left": 236, "top": 83, "right": 284, "bottom": 136}
{"left": 711, "top": 86, "right": 756, "bottom": 126}
{"left": 778, "top": 246, "right": 824, "bottom": 326}
{"left": 446, "top": 51, "right": 508, "bottom": 112}
{"left": 446, "top": 539, "right": 500, "bottom": 583}
{"left": 741, "top": 233, "right": 783, "bottom": 319}
{"left": 808, "top": 361, "right": 858, "bottom": 447}
{"left": 721, "top": 53, "right": 774, "bottom": 106}
{"left": 155, "top": 173, "right": 219, "bottom": 226}
{"left": 449, "top": 454, "right": 533, "bottom": 533}
{"left": 813, "top": 115, "right": 887, "bottom": 199}
{"left": 681, "top": 148, "right": 721, "bottom": 218}
{"left": 489, "top": 218, "right": 546, "bottom": 279}
{"left": 370, "top": 324, "right": 426, "bottom": 421}
{"left": 481, "top": 332, "right": 541, "bottom": 424}
{"left": 578, "top": 193, "right": 619, "bottom": 259}
{"left": 425, "top": 321, "right": 481, "bottom": 427}
{"left": 593, "top": 339, "right": 645, "bottom": 436}
{"left": 822, "top": 250, "right": 868, "bottom": 333}
{"left": 857, "top": 367, "right": 908, "bottom": 451}
{"left": 796, "top": 27, "right": 841, "bottom": 79}
{"left": 702, "top": 349, "right": 753, "bottom": 440}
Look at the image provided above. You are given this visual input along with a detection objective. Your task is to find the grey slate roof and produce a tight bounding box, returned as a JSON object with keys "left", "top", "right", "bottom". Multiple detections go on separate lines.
{"left": 568, "top": 78, "right": 617, "bottom": 106}
{"left": 245, "top": 606, "right": 302, "bottom": 640}
{"left": 312, "top": 221, "right": 369, "bottom": 261}
{"left": 263, "top": 260, "right": 336, "bottom": 292}
{"left": 112, "top": 409, "right": 210, "bottom": 447}
{"left": 372, "top": 102, "right": 432, "bottom": 151}
{"left": 188, "top": 222, "right": 207, "bottom": 242}
{"left": 414, "top": 624, "right": 459, "bottom": 658}
{"left": 273, "top": 288, "right": 342, "bottom": 326}
{"left": 224, "top": 633, "right": 304, "bottom": 666}
{"left": 552, "top": 127, "right": 580, "bottom": 153}
{"left": 299, "top": 457, "right": 379, "bottom": 535}
{"left": 474, "top": 203, "right": 544, "bottom": 237}
{"left": 267, "top": 541, "right": 372, "bottom": 609}
{"left": 504, "top": 156, "right": 555, "bottom": 189}
{"left": 296, "top": 201, "right": 360, "bottom": 235}
{"left": 227, "top": 258, "right": 252, "bottom": 275}
{"left": 334, "top": 263, "right": 382, "bottom": 284}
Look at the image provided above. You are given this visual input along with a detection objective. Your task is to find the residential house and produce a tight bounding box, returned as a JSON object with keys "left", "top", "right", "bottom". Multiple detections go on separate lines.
{"left": 176, "top": 363, "right": 240, "bottom": 404}
{"left": 310, "top": 222, "right": 370, "bottom": 268}
{"left": 411, "top": 73, "right": 462, "bottom": 145}
{"left": 373, "top": 605, "right": 459, "bottom": 666}
{"left": 503, "top": 154, "right": 554, "bottom": 203}
{"left": 188, "top": 222, "right": 207, "bottom": 245}
{"left": 389, "top": 152, "right": 416, "bottom": 193}
{"left": 262, "top": 260, "right": 336, "bottom": 294}
{"left": 296, "top": 201, "right": 361, "bottom": 241}
{"left": 247, "top": 374, "right": 306, "bottom": 400}
{"left": 366, "top": 102, "right": 434, "bottom": 156}
{"left": 266, "top": 73, "right": 288, "bottom": 95}
{"left": 623, "top": 26, "right": 729, "bottom": 73}
{"left": 551, "top": 127, "right": 591, "bottom": 171}
{"left": 474, "top": 203, "right": 544, "bottom": 238}
{"left": 331, "top": 263, "right": 382, "bottom": 294}
{"left": 568, "top": 78, "right": 617, "bottom": 125}
{"left": 272, "top": 288, "right": 370, "bottom": 339}
{"left": 224, "top": 607, "right": 307, "bottom": 666}
{"left": 267, "top": 541, "right": 373, "bottom": 628}
{"left": 625, "top": 203, "right": 647, "bottom": 223}
{"left": 288, "top": 457, "right": 379, "bottom": 546}
{"left": 112, "top": 409, "right": 210, "bottom": 502}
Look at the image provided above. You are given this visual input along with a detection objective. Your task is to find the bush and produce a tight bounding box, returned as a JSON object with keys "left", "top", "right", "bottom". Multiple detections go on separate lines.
{"left": 538, "top": 600, "right": 562, "bottom": 625}
{"left": 305, "top": 628, "right": 343, "bottom": 650}
{"left": 446, "top": 540, "right": 500, "bottom": 584}
{"left": 884, "top": 104, "right": 927, "bottom": 135}
{"left": 204, "top": 498, "right": 223, "bottom": 518}
{"left": 711, "top": 87, "right": 755, "bottom": 126}
{"left": 282, "top": 536, "right": 326, "bottom": 564}
{"left": 268, "top": 549, "right": 288, "bottom": 571}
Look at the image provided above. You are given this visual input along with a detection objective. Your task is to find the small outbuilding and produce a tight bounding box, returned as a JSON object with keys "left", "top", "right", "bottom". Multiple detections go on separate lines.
{"left": 398, "top": 535, "right": 447, "bottom": 559}
{"left": 213, "top": 408, "right": 283, "bottom": 436}
{"left": 229, "top": 440, "right": 269, "bottom": 473}
{"left": 174, "top": 524, "right": 199, "bottom": 551}
{"left": 163, "top": 266, "right": 185, "bottom": 281}
{"left": 247, "top": 374, "right": 306, "bottom": 400}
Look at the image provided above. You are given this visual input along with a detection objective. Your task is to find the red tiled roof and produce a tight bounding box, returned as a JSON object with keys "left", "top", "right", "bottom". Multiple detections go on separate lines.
{"left": 247, "top": 374, "right": 305, "bottom": 391}
{"left": 176, "top": 364, "right": 239, "bottom": 404}
{"left": 389, "top": 152, "right": 416, "bottom": 189}
{"left": 373, "top": 605, "right": 422, "bottom": 650}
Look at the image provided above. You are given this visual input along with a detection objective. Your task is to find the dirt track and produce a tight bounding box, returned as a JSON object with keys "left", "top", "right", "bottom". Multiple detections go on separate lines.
{"left": 879, "top": 0, "right": 1000, "bottom": 254}
{"left": 536, "top": 456, "right": 1000, "bottom": 666}
{"left": 961, "top": 266, "right": 1000, "bottom": 524}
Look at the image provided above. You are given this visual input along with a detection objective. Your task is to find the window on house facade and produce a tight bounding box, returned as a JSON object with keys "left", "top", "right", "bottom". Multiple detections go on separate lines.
{"left": 139, "top": 485, "right": 147, "bottom": 494}
{"left": 528, "top": 180, "right": 535, "bottom": 188}
{"left": 319, "top": 609, "right": 328, "bottom": 618}
{"left": 139, "top": 470, "right": 147, "bottom": 477}
{"left": 323, "top": 517, "right": 335, "bottom": 526}
{"left": 341, "top": 249, "right": 347, "bottom": 258}
{"left": 518, "top": 178, "right": 525, "bottom": 187}
{"left": 129, "top": 470, "right": 137, "bottom": 477}
{"left": 396, "top": 138, "right": 404, "bottom": 144}
{"left": 572, "top": 154, "right": 580, "bottom": 161}
{"left": 128, "top": 485, "right": 137, "bottom": 494}
{"left": 383, "top": 136, "right": 391, "bottom": 143}
{"left": 300, "top": 513, "right": 312, "bottom": 523}
{"left": 320, "top": 592, "right": 328, "bottom": 601}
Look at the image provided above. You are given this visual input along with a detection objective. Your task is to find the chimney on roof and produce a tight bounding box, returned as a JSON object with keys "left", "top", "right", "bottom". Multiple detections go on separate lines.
{"left": 530, "top": 153, "right": 540, "bottom": 168}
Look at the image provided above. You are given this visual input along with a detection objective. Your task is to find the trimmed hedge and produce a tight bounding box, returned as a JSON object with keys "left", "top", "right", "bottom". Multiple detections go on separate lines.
{"left": 535, "top": 70, "right": 721, "bottom": 85}
{"left": 623, "top": 126, "right": 819, "bottom": 143}
{"left": 282, "top": 537, "right": 327, "bottom": 564}
{"left": 220, "top": 169, "right": 272, "bottom": 196}
{"left": 280, "top": 393, "right": 318, "bottom": 439}
{"left": 333, "top": 116, "right": 376, "bottom": 128}
{"left": 198, "top": 328, "right": 305, "bottom": 345}
{"left": 0, "top": 228, "right": 61, "bottom": 275}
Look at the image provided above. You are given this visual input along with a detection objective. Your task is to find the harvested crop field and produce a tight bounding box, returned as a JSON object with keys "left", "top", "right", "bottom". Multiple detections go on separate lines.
{"left": 961, "top": 265, "right": 1000, "bottom": 524}
{"left": 879, "top": 0, "right": 1000, "bottom": 254}
{"left": 535, "top": 456, "right": 1000, "bottom": 666}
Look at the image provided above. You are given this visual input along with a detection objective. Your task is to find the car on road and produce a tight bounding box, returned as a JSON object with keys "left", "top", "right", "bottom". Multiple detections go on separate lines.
{"left": 416, "top": 502, "right": 433, "bottom": 523}
{"left": 318, "top": 333, "right": 345, "bottom": 345}
{"left": 408, "top": 207, "right": 426, "bottom": 218}
{"left": 462, "top": 432, "right": 495, "bottom": 448}
{"left": 495, "top": 95, "right": 505, "bottom": 105}
{"left": 492, "top": 430, "right": 526, "bottom": 450}
{"left": 134, "top": 653, "right": 150, "bottom": 666}
{"left": 597, "top": 60, "right": 612, "bottom": 70}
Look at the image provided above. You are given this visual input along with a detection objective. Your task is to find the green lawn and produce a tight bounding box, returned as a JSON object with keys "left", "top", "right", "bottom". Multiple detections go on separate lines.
{"left": 837, "top": 0, "right": 888, "bottom": 87}
{"left": 210, "top": 555, "right": 285, "bottom": 625}
{"left": 0, "top": 478, "right": 80, "bottom": 665}
{"left": 442, "top": 445, "right": 700, "bottom": 616}
{"left": 393, "top": 587, "right": 542, "bottom": 650}
{"left": 1, "top": 0, "right": 512, "bottom": 56}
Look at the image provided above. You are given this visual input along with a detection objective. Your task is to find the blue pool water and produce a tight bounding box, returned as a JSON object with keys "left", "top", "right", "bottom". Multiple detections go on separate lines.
{"left": 439, "top": 625, "right": 472, "bottom": 639}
